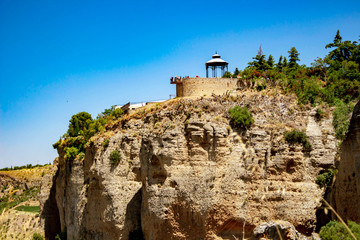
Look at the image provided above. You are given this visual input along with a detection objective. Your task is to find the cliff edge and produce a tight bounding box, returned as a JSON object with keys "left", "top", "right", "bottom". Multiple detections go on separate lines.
{"left": 42, "top": 89, "right": 340, "bottom": 239}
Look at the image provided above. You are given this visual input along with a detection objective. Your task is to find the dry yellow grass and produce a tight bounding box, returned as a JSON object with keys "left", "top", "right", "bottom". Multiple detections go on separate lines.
{"left": 0, "top": 165, "right": 53, "bottom": 183}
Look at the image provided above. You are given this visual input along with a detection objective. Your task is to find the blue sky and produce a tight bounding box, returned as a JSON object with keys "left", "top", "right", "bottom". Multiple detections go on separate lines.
{"left": 1, "top": 0, "right": 360, "bottom": 168}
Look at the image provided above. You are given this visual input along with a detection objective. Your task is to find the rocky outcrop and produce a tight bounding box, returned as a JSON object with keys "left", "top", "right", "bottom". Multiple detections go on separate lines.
{"left": 253, "top": 220, "right": 321, "bottom": 240}
{"left": 333, "top": 100, "right": 360, "bottom": 222}
{"left": 44, "top": 90, "right": 339, "bottom": 239}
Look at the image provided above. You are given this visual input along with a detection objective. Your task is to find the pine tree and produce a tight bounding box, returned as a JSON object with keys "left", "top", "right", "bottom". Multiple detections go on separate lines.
{"left": 276, "top": 55, "right": 283, "bottom": 70}
{"left": 233, "top": 67, "right": 240, "bottom": 77}
{"left": 248, "top": 54, "right": 268, "bottom": 71}
{"left": 283, "top": 57, "right": 288, "bottom": 68}
{"left": 267, "top": 55, "right": 275, "bottom": 69}
{"left": 325, "top": 30, "right": 358, "bottom": 63}
{"left": 288, "top": 47, "right": 300, "bottom": 69}
{"left": 326, "top": 30, "right": 342, "bottom": 49}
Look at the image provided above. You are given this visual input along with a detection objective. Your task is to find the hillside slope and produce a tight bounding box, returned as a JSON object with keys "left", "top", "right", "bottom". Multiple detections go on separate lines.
{"left": 0, "top": 165, "right": 55, "bottom": 239}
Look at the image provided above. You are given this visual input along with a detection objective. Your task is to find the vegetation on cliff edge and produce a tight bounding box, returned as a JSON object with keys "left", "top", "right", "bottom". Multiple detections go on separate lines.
{"left": 226, "top": 30, "right": 360, "bottom": 107}
{"left": 53, "top": 106, "right": 124, "bottom": 162}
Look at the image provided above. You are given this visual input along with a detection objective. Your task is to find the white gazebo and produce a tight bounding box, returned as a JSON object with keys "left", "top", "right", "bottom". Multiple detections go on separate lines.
{"left": 205, "top": 52, "right": 229, "bottom": 78}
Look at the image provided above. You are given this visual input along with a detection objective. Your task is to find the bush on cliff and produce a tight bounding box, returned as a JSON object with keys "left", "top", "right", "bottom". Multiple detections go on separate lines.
{"left": 64, "top": 147, "right": 79, "bottom": 160}
{"left": 228, "top": 106, "right": 254, "bottom": 129}
{"left": 32, "top": 233, "right": 43, "bottom": 240}
{"left": 110, "top": 150, "right": 121, "bottom": 165}
{"left": 316, "top": 169, "right": 336, "bottom": 189}
{"left": 110, "top": 108, "right": 124, "bottom": 119}
{"left": 222, "top": 71, "right": 232, "bottom": 78}
{"left": 319, "top": 220, "right": 360, "bottom": 240}
{"left": 53, "top": 106, "right": 121, "bottom": 161}
{"left": 55, "top": 231, "right": 67, "bottom": 240}
{"left": 333, "top": 101, "right": 353, "bottom": 140}
{"left": 284, "top": 129, "right": 312, "bottom": 150}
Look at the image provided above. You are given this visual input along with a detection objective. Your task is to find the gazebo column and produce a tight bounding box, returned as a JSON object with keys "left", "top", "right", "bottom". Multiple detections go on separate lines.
{"left": 206, "top": 66, "right": 208, "bottom": 78}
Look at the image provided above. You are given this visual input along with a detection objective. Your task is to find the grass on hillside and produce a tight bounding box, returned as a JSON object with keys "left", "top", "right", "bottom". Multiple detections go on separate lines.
{"left": 14, "top": 205, "right": 40, "bottom": 213}
{"left": 0, "top": 187, "right": 40, "bottom": 214}
{"left": 0, "top": 165, "right": 53, "bottom": 183}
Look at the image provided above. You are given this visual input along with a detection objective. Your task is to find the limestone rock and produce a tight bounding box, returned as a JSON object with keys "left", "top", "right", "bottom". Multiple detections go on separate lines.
{"left": 43, "top": 91, "right": 340, "bottom": 239}
{"left": 333, "top": 100, "right": 360, "bottom": 222}
{"left": 253, "top": 220, "right": 308, "bottom": 240}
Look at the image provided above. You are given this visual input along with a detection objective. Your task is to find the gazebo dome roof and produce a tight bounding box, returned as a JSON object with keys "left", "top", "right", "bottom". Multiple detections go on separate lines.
{"left": 205, "top": 53, "right": 228, "bottom": 66}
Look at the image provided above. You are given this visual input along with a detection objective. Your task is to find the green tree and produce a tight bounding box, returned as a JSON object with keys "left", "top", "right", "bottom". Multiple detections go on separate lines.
{"left": 102, "top": 106, "right": 115, "bottom": 117}
{"left": 326, "top": 30, "right": 359, "bottom": 65}
{"left": 222, "top": 71, "right": 232, "bottom": 78}
{"left": 288, "top": 47, "right": 300, "bottom": 69}
{"left": 311, "top": 57, "right": 329, "bottom": 81}
{"left": 324, "top": 31, "right": 360, "bottom": 101}
{"left": 67, "top": 112, "right": 93, "bottom": 137}
{"left": 233, "top": 67, "right": 240, "bottom": 77}
{"left": 283, "top": 57, "right": 288, "bottom": 68}
{"left": 248, "top": 54, "right": 269, "bottom": 71}
{"left": 276, "top": 55, "right": 283, "bottom": 71}
{"left": 267, "top": 55, "right": 275, "bottom": 69}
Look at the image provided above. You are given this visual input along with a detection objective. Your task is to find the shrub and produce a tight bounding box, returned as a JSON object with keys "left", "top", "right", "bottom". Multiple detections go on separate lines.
{"left": 110, "top": 108, "right": 124, "bottom": 119}
{"left": 55, "top": 231, "right": 67, "bottom": 240}
{"left": 316, "top": 169, "right": 336, "bottom": 189}
{"left": 284, "top": 129, "right": 312, "bottom": 150}
{"left": 315, "top": 108, "right": 325, "bottom": 120}
{"left": 333, "top": 101, "right": 352, "bottom": 140}
{"left": 103, "top": 139, "right": 110, "bottom": 148}
{"left": 222, "top": 71, "right": 232, "bottom": 78}
{"left": 296, "top": 76, "right": 322, "bottom": 105}
{"left": 64, "top": 147, "right": 79, "bottom": 160}
{"left": 254, "top": 77, "right": 267, "bottom": 91}
{"left": 32, "top": 233, "right": 43, "bottom": 240}
{"left": 78, "top": 152, "right": 85, "bottom": 160}
{"left": 319, "top": 220, "right": 360, "bottom": 240}
{"left": 228, "top": 106, "right": 254, "bottom": 129}
{"left": 110, "top": 150, "right": 121, "bottom": 165}
{"left": 102, "top": 105, "right": 115, "bottom": 117}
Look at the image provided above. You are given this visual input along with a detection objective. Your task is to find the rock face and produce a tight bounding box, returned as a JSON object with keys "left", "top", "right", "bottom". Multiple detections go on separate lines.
{"left": 43, "top": 91, "right": 339, "bottom": 239}
{"left": 333, "top": 100, "right": 360, "bottom": 222}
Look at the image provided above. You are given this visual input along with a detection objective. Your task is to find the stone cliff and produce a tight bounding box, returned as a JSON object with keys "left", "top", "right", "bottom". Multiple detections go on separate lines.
{"left": 333, "top": 100, "right": 360, "bottom": 222}
{"left": 42, "top": 89, "right": 340, "bottom": 239}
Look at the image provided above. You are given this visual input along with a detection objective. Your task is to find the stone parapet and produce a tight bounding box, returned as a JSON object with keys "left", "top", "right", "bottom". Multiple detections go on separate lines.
{"left": 176, "top": 78, "right": 238, "bottom": 97}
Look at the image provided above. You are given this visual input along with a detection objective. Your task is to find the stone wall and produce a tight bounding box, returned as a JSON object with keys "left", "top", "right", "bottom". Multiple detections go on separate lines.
{"left": 177, "top": 78, "right": 238, "bottom": 97}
